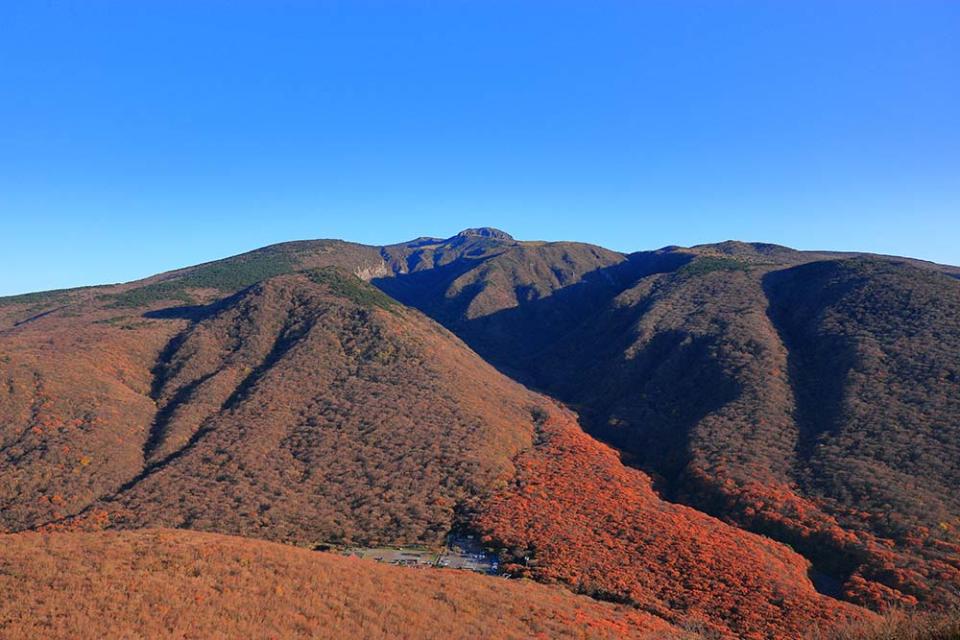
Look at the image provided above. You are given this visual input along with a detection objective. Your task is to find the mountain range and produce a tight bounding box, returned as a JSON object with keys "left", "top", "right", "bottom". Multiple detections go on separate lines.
{"left": 1, "top": 228, "right": 958, "bottom": 639}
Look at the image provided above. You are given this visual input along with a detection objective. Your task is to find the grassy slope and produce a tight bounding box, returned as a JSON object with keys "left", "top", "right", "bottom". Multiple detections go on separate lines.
{"left": 0, "top": 271, "right": 541, "bottom": 548}
{"left": 0, "top": 529, "right": 684, "bottom": 640}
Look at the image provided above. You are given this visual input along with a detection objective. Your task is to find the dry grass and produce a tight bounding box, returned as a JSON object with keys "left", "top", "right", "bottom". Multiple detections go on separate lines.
{"left": 0, "top": 529, "right": 687, "bottom": 640}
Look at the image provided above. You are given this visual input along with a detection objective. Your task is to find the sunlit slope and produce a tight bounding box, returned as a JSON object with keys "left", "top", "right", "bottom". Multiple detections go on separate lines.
{"left": 473, "top": 410, "right": 868, "bottom": 639}
{"left": 1, "top": 268, "right": 540, "bottom": 546}
{"left": 0, "top": 529, "right": 683, "bottom": 640}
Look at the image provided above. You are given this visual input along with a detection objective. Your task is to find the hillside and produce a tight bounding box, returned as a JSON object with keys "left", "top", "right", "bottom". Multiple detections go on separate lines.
{"left": 376, "top": 232, "right": 960, "bottom": 612}
{"left": 473, "top": 410, "right": 867, "bottom": 639}
{"left": 1, "top": 229, "right": 957, "bottom": 637}
{"left": 0, "top": 267, "right": 542, "bottom": 546}
{"left": 0, "top": 529, "right": 684, "bottom": 640}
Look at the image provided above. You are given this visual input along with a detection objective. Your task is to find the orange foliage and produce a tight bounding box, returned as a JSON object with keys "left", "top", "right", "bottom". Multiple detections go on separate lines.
{"left": 687, "top": 466, "right": 955, "bottom": 610}
{"left": 474, "top": 412, "right": 869, "bottom": 639}
{"left": 0, "top": 529, "right": 685, "bottom": 639}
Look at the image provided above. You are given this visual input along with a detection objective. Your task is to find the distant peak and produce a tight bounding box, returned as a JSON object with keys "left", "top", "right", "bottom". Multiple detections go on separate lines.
{"left": 454, "top": 227, "right": 514, "bottom": 241}
{"left": 692, "top": 240, "right": 797, "bottom": 257}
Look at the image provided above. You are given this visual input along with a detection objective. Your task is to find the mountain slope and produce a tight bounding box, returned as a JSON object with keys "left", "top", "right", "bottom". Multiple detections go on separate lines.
{"left": 474, "top": 410, "right": 868, "bottom": 639}
{"left": 0, "top": 528, "right": 683, "bottom": 640}
{"left": 529, "top": 255, "right": 960, "bottom": 610}
{"left": 101, "top": 269, "right": 538, "bottom": 545}
{"left": 0, "top": 236, "right": 873, "bottom": 638}
{"left": 3, "top": 229, "right": 956, "bottom": 636}
{"left": 1, "top": 268, "right": 540, "bottom": 546}
{"left": 374, "top": 234, "right": 960, "bottom": 611}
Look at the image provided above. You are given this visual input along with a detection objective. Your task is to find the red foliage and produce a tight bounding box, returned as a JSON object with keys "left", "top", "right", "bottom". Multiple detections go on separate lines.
{"left": 686, "top": 466, "right": 957, "bottom": 610}
{"left": 474, "top": 411, "right": 869, "bottom": 639}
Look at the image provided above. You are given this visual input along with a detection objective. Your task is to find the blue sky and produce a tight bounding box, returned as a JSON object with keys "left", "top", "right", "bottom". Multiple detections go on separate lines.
{"left": 1, "top": 1, "right": 958, "bottom": 295}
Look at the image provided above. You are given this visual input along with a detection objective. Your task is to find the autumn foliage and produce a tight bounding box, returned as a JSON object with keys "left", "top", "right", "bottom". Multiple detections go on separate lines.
{"left": 0, "top": 529, "right": 687, "bottom": 639}
{"left": 810, "top": 609, "right": 960, "bottom": 640}
{"left": 390, "top": 236, "right": 960, "bottom": 614}
{"left": 2, "top": 271, "right": 542, "bottom": 548}
{"left": 473, "top": 411, "right": 869, "bottom": 639}
{"left": 2, "top": 231, "right": 959, "bottom": 639}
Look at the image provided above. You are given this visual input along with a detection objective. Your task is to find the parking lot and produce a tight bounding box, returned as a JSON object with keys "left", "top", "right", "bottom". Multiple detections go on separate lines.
{"left": 339, "top": 532, "right": 500, "bottom": 575}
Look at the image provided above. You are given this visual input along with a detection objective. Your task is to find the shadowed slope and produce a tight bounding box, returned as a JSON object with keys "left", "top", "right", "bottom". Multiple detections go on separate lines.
{"left": 377, "top": 236, "right": 688, "bottom": 373}
{"left": 761, "top": 259, "right": 960, "bottom": 608}
{"left": 379, "top": 241, "right": 960, "bottom": 611}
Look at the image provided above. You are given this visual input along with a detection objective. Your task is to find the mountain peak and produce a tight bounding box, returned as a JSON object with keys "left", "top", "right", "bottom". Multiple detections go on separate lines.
{"left": 454, "top": 227, "right": 514, "bottom": 241}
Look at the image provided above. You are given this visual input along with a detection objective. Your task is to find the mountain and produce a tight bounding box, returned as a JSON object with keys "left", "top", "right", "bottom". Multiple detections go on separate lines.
{"left": 1, "top": 228, "right": 957, "bottom": 638}
{"left": 0, "top": 267, "right": 540, "bottom": 546}
{"left": 374, "top": 231, "right": 960, "bottom": 612}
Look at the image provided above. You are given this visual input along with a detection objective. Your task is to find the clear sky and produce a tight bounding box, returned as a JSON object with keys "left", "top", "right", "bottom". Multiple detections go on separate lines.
{"left": 1, "top": 1, "right": 958, "bottom": 295}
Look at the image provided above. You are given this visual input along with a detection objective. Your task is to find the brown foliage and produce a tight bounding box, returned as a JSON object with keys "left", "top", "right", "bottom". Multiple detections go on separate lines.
{"left": 3, "top": 231, "right": 959, "bottom": 637}
{"left": 104, "top": 273, "right": 539, "bottom": 545}
{"left": 386, "top": 236, "right": 960, "bottom": 612}
{"left": 1, "top": 271, "right": 543, "bottom": 547}
{"left": 0, "top": 529, "right": 685, "bottom": 639}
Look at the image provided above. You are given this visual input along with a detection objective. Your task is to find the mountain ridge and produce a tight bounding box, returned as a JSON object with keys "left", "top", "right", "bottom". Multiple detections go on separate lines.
{"left": 3, "top": 229, "right": 957, "bottom": 311}
{"left": 2, "top": 228, "right": 958, "bottom": 637}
